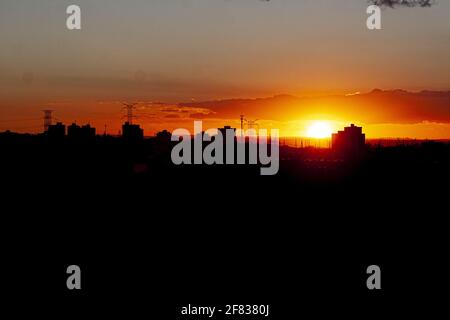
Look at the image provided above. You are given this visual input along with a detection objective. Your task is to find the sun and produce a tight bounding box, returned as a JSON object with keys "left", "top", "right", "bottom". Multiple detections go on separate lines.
{"left": 306, "top": 121, "right": 332, "bottom": 139}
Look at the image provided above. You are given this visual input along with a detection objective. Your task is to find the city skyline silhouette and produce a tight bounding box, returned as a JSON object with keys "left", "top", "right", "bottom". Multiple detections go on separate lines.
{"left": 1, "top": 1, "right": 449, "bottom": 316}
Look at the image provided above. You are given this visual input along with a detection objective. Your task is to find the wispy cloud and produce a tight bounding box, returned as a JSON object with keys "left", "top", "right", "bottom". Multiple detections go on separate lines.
{"left": 368, "top": 0, "right": 436, "bottom": 8}
{"left": 262, "top": 0, "right": 436, "bottom": 7}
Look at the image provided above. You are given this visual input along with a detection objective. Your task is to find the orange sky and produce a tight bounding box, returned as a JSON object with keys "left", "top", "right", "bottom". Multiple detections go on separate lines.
{"left": 2, "top": 93, "right": 449, "bottom": 139}
{"left": 1, "top": 1, "right": 449, "bottom": 138}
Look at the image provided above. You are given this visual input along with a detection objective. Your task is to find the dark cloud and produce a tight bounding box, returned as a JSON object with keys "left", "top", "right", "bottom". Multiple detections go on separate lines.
{"left": 368, "top": 0, "right": 436, "bottom": 7}
{"left": 263, "top": 0, "right": 436, "bottom": 6}
{"left": 181, "top": 90, "right": 450, "bottom": 124}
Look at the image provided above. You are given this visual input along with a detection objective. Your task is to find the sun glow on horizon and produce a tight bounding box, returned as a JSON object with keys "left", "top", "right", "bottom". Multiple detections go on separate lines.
{"left": 306, "top": 121, "right": 333, "bottom": 139}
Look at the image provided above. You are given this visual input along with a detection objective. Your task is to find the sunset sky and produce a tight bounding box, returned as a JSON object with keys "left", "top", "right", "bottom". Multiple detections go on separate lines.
{"left": 1, "top": 0, "right": 449, "bottom": 137}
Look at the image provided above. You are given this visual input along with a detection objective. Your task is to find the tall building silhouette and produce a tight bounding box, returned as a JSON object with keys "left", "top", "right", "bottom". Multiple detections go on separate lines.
{"left": 122, "top": 122, "right": 144, "bottom": 141}
{"left": 46, "top": 122, "right": 65, "bottom": 139}
{"left": 68, "top": 123, "right": 96, "bottom": 141}
{"left": 332, "top": 124, "right": 365, "bottom": 157}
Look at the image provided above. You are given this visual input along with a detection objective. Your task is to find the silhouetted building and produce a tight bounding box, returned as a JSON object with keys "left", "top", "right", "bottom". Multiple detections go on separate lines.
{"left": 122, "top": 122, "right": 144, "bottom": 141}
{"left": 68, "top": 123, "right": 96, "bottom": 141}
{"left": 156, "top": 129, "right": 171, "bottom": 141}
{"left": 47, "top": 122, "right": 65, "bottom": 139}
{"left": 81, "top": 124, "right": 96, "bottom": 139}
{"left": 332, "top": 124, "right": 365, "bottom": 157}
{"left": 67, "top": 123, "right": 81, "bottom": 138}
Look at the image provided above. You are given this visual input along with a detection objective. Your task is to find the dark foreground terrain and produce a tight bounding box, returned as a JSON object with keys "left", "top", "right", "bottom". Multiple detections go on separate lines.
{"left": 1, "top": 132, "right": 449, "bottom": 317}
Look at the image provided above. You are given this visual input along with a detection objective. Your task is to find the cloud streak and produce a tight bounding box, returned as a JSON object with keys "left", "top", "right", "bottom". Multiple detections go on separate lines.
{"left": 180, "top": 90, "right": 450, "bottom": 124}
{"left": 262, "top": 0, "right": 436, "bottom": 7}
{"left": 368, "top": 0, "right": 436, "bottom": 7}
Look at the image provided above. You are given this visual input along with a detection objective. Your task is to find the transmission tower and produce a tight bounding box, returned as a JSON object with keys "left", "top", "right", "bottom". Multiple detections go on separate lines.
{"left": 239, "top": 115, "right": 259, "bottom": 134}
{"left": 122, "top": 102, "right": 138, "bottom": 124}
{"left": 42, "top": 110, "right": 53, "bottom": 132}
